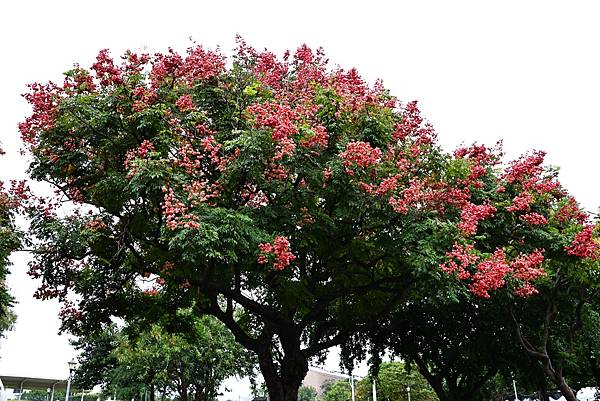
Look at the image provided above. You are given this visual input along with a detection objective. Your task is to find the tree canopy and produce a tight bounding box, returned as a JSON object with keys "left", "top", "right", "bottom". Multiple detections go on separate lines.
{"left": 17, "top": 38, "right": 599, "bottom": 401}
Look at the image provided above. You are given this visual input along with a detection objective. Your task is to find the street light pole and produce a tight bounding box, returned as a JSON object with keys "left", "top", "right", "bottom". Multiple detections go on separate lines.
{"left": 406, "top": 386, "right": 411, "bottom": 401}
{"left": 372, "top": 380, "right": 377, "bottom": 401}
{"left": 350, "top": 374, "right": 355, "bottom": 401}
{"left": 65, "top": 359, "right": 77, "bottom": 401}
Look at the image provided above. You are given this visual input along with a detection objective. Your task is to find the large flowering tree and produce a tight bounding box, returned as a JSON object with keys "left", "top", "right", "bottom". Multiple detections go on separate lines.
{"left": 18, "top": 39, "right": 598, "bottom": 401}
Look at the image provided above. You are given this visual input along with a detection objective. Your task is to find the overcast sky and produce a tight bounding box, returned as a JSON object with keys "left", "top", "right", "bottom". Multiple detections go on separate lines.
{"left": 1, "top": 0, "right": 599, "bottom": 398}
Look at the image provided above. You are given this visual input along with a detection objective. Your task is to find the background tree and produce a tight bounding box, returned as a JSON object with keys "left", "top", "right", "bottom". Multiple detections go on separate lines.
{"left": 72, "top": 324, "right": 119, "bottom": 391}
{"left": 0, "top": 144, "right": 21, "bottom": 342}
{"left": 74, "top": 312, "right": 254, "bottom": 401}
{"left": 18, "top": 39, "right": 598, "bottom": 401}
{"left": 297, "top": 386, "right": 317, "bottom": 401}
{"left": 321, "top": 380, "right": 351, "bottom": 401}
{"left": 18, "top": 390, "right": 95, "bottom": 401}
{"left": 506, "top": 270, "right": 598, "bottom": 400}
{"left": 570, "top": 298, "right": 600, "bottom": 387}
{"left": 355, "top": 294, "right": 513, "bottom": 401}
{"left": 354, "top": 362, "right": 438, "bottom": 401}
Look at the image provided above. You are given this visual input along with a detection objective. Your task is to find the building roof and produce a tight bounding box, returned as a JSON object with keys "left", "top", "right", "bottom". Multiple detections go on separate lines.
{"left": 0, "top": 376, "right": 68, "bottom": 391}
{"left": 302, "top": 367, "right": 351, "bottom": 397}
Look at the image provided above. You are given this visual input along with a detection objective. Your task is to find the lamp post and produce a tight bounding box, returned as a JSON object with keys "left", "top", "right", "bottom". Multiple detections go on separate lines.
{"left": 372, "top": 380, "right": 377, "bottom": 401}
{"left": 65, "top": 359, "right": 77, "bottom": 401}
{"left": 406, "top": 386, "right": 411, "bottom": 401}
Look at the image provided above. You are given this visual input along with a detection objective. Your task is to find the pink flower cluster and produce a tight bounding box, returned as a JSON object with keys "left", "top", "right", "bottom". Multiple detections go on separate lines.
{"left": 331, "top": 69, "right": 395, "bottom": 112}
{"left": 519, "top": 212, "right": 548, "bottom": 225}
{"left": 506, "top": 192, "right": 532, "bottom": 212}
{"left": 511, "top": 249, "right": 546, "bottom": 281}
{"left": 457, "top": 202, "right": 497, "bottom": 235}
{"left": 392, "top": 101, "right": 437, "bottom": 151}
{"left": 440, "top": 243, "right": 480, "bottom": 280}
{"left": 19, "top": 82, "right": 61, "bottom": 147}
{"left": 137, "top": 140, "right": 155, "bottom": 158}
{"left": 63, "top": 69, "right": 96, "bottom": 93}
{"left": 322, "top": 167, "right": 333, "bottom": 184}
{"left": 240, "top": 184, "right": 269, "bottom": 208}
{"left": 252, "top": 48, "right": 289, "bottom": 91}
{"left": 469, "top": 249, "right": 511, "bottom": 298}
{"left": 257, "top": 236, "right": 296, "bottom": 270}
{"left": 248, "top": 102, "right": 299, "bottom": 160}
{"left": 84, "top": 219, "right": 108, "bottom": 231}
{"left": 131, "top": 86, "right": 158, "bottom": 112}
{"left": 143, "top": 288, "right": 159, "bottom": 296}
{"left": 178, "top": 45, "right": 225, "bottom": 84}
{"left": 513, "top": 283, "right": 538, "bottom": 297}
{"left": 122, "top": 50, "right": 150, "bottom": 74}
{"left": 374, "top": 174, "right": 401, "bottom": 196}
{"left": 300, "top": 124, "right": 329, "bottom": 149}
{"left": 441, "top": 244, "right": 547, "bottom": 298}
{"left": 162, "top": 187, "right": 199, "bottom": 230}
{"left": 7, "top": 180, "right": 30, "bottom": 209}
{"left": 58, "top": 303, "right": 82, "bottom": 320}
{"left": 339, "top": 141, "right": 382, "bottom": 171}
{"left": 236, "top": 38, "right": 394, "bottom": 114}
{"left": 150, "top": 45, "right": 224, "bottom": 88}
{"left": 176, "top": 94, "right": 195, "bottom": 112}
{"left": 183, "top": 179, "right": 221, "bottom": 206}
{"left": 504, "top": 151, "right": 546, "bottom": 184}
{"left": 565, "top": 224, "right": 599, "bottom": 259}
{"left": 249, "top": 102, "right": 299, "bottom": 140}
{"left": 388, "top": 180, "right": 423, "bottom": 214}
{"left": 554, "top": 197, "right": 588, "bottom": 224}
{"left": 454, "top": 142, "right": 501, "bottom": 165}
{"left": 175, "top": 134, "right": 222, "bottom": 175}
{"left": 124, "top": 140, "right": 155, "bottom": 176}
{"left": 265, "top": 163, "right": 289, "bottom": 181}
{"left": 91, "top": 49, "right": 123, "bottom": 87}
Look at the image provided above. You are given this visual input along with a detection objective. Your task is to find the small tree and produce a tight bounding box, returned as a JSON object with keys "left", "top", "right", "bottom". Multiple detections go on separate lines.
{"left": 75, "top": 313, "right": 253, "bottom": 401}
{"left": 321, "top": 380, "right": 351, "bottom": 401}
{"left": 354, "top": 362, "right": 438, "bottom": 401}
{"left": 297, "top": 386, "right": 316, "bottom": 401}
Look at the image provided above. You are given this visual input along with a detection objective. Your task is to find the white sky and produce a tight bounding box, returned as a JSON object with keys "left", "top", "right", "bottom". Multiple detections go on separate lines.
{"left": 1, "top": 0, "right": 599, "bottom": 398}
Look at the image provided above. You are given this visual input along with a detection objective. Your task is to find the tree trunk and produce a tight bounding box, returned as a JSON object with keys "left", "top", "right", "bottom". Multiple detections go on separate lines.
{"left": 557, "top": 380, "right": 578, "bottom": 401}
{"left": 257, "top": 346, "right": 308, "bottom": 401}
{"left": 178, "top": 381, "right": 189, "bottom": 401}
{"left": 539, "top": 385, "right": 550, "bottom": 401}
{"left": 412, "top": 357, "right": 449, "bottom": 401}
{"left": 542, "top": 364, "right": 578, "bottom": 401}
{"left": 192, "top": 384, "right": 207, "bottom": 401}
